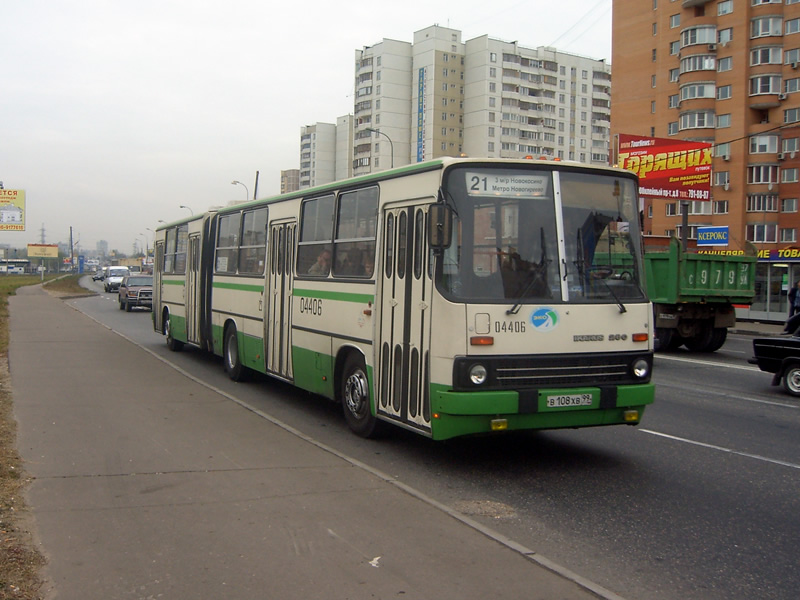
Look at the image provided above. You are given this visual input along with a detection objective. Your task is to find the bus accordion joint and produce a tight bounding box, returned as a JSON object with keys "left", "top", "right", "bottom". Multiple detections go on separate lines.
{"left": 632, "top": 332, "right": 649, "bottom": 342}
{"left": 470, "top": 336, "right": 494, "bottom": 346}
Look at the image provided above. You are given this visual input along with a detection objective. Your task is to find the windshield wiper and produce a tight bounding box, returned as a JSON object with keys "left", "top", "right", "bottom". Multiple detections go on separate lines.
{"left": 507, "top": 227, "right": 548, "bottom": 315}
{"left": 599, "top": 277, "right": 627, "bottom": 313}
{"left": 506, "top": 266, "right": 547, "bottom": 315}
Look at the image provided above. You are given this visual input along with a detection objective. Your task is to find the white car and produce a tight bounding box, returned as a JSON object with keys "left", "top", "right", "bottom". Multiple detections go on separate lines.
{"left": 103, "top": 267, "right": 130, "bottom": 292}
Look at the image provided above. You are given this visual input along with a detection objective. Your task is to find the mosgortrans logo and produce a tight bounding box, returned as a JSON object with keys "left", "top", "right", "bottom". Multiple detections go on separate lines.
{"left": 530, "top": 307, "right": 558, "bottom": 331}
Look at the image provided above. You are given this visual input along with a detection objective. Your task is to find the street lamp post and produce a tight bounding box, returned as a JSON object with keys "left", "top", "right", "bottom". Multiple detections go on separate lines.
{"left": 179, "top": 205, "right": 194, "bottom": 216}
{"left": 366, "top": 127, "right": 394, "bottom": 169}
{"left": 231, "top": 180, "right": 249, "bottom": 201}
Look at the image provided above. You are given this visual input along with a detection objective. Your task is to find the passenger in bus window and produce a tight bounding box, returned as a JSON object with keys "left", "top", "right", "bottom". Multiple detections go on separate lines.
{"left": 307, "top": 248, "right": 331, "bottom": 276}
{"left": 339, "top": 248, "right": 364, "bottom": 276}
{"left": 362, "top": 254, "right": 375, "bottom": 278}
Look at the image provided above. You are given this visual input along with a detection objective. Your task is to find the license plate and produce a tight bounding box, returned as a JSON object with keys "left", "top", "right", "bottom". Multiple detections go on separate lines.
{"left": 546, "top": 393, "right": 593, "bottom": 408}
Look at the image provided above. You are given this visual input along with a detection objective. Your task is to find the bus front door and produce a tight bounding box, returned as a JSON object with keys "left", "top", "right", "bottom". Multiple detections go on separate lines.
{"left": 266, "top": 221, "right": 295, "bottom": 380}
{"left": 378, "top": 204, "right": 433, "bottom": 433}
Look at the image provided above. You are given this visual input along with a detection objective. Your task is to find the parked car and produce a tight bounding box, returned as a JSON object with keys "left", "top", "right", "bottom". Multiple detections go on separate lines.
{"left": 118, "top": 275, "right": 153, "bottom": 312}
{"left": 749, "top": 334, "right": 800, "bottom": 396}
{"left": 104, "top": 267, "right": 130, "bottom": 292}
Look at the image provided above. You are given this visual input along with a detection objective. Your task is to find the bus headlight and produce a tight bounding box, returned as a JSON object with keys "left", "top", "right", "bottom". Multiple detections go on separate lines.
{"left": 632, "top": 359, "right": 649, "bottom": 379}
{"left": 469, "top": 364, "right": 488, "bottom": 385}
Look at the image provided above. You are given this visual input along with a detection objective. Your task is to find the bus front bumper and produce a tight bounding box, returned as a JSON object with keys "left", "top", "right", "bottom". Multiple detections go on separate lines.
{"left": 428, "top": 383, "right": 655, "bottom": 441}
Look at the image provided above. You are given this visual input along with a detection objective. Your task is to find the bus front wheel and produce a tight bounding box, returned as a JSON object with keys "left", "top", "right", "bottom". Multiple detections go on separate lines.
{"left": 340, "top": 354, "right": 380, "bottom": 438}
{"left": 223, "top": 324, "right": 248, "bottom": 382}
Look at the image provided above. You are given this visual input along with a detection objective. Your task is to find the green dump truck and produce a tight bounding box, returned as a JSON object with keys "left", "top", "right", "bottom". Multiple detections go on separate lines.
{"left": 644, "top": 237, "right": 757, "bottom": 352}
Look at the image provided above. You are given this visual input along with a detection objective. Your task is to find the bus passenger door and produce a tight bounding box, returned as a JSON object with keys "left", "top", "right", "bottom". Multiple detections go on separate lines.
{"left": 377, "top": 203, "right": 433, "bottom": 433}
{"left": 266, "top": 220, "right": 295, "bottom": 381}
{"left": 153, "top": 241, "right": 164, "bottom": 333}
{"left": 186, "top": 234, "right": 201, "bottom": 344}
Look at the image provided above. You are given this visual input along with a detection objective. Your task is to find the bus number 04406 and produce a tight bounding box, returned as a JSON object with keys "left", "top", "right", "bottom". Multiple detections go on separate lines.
{"left": 299, "top": 297, "right": 323, "bottom": 315}
{"left": 495, "top": 320, "right": 526, "bottom": 333}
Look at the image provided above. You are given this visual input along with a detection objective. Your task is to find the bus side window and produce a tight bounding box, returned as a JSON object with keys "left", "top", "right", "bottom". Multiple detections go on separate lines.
{"left": 298, "top": 195, "right": 335, "bottom": 276}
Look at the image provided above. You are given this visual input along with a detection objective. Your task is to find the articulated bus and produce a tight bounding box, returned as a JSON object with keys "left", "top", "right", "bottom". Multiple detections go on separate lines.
{"left": 153, "top": 157, "right": 654, "bottom": 440}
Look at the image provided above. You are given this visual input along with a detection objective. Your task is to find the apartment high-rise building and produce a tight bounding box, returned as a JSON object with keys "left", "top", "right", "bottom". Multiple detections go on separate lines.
{"left": 348, "top": 24, "right": 612, "bottom": 177}
{"left": 299, "top": 123, "right": 337, "bottom": 188}
{"left": 611, "top": 0, "right": 800, "bottom": 321}
{"left": 280, "top": 169, "right": 299, "bottom": 194}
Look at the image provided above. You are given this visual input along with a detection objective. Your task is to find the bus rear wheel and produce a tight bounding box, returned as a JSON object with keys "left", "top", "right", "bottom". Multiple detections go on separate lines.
{"left": 164, "top": 313, "right": 183, "bottom": 352}
{"left": 223, "top": 324, "right": 248, "bottom": 382}
{"left": 340, "top": 354, "right": 380, "bottom": 438}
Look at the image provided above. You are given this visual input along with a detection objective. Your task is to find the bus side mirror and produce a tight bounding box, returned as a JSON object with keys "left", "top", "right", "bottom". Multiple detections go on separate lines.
{"left": 429, "top": 204, "right": 452, "bottom": 249}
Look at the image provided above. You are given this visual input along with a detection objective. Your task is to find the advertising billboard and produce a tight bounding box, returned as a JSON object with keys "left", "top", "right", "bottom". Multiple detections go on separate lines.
{"left": 27, "top": 244, "right": 59, "bottom": 258}
{"left": 616, "top": 134, "right": 712, "bottom": 202}
{"left": 0, "top": 189, "right": 26, "bottom": 231}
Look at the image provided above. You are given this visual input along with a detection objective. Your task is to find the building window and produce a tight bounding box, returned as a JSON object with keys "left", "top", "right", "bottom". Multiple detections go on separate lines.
{"left": 746, "top": 223, "right": 778, "bottom": 243}
{"left": 679, "top": 110, "right": 715, "bottom": 129}
{"left": 681, "top": 55, "right": 716, "bottom": 73}
{"left": 719, "top": 28, "right": 733, "bottom": 45}
{"left": 751, "top": 17, "right": 783, "bottom": 38}
{"left": 718, "top": 0, "right": 733, "bottom": 16}
{"left": 747, "top": 165, "right": 780, "bottom": 184}
{"left": 786, "top": 77, "right": 800, "bottom": 93}
{"left": 670, "top": 40, "right": 680, "bottom": 55}
{"left": 785, "top": 108, "right": 800, "bottom": 123}
{"left": 782, "top": 198, "right": 798, "bottom": 212}
{"left": 666, "top": 202, "right": 678, "bottom": 216}
{"left": 653, "top": 22, "right": 657, "bottom": 36}
{"left": 668, "top": 122, "right": 679, "bottom": 135}
{"left": 682, "top": 82, "right": 716, "bottom": 100}
{"left": 783, "top": 168, "right": 799, "bottom": 183}
{"left": 750, "top": 75, "right": 782, "bottom": 95}
{"left": 714, "top": 200, "right": 729, "bottom": 214}
{"left": 718, "top": 56, "right": 733, "bottom": 71}
{"left": 669, "top": 94, "right": 679, "bottom": 108}
{"left": 717, "top": 113, "right": 732, "bottom": 128}
{"left": 751, "top": 46, "right": 782, "bottom": 65}
{"left": 681, "top": 25, "right": 715, "bottom": 47}
{"left": 750, "top": 134, "right": 779, "bottom": 153}
{"left": 787, "top": 48, "right": 800, "bottom": 64}
{"left": 670, "top": 14, "right": 681, "bottom": 28}
{"left": 788, "top": 19, "right": 800, "bottom": 36}
{"left": 714, "top": 171, "right": 730, "bottom": 186}
{"left": 781, "top": 228, "right": 797, "bottom": 243}
{"left": 717, "top": 84, "right": 732, "bottom": 100}
{"left": 715, "top": 142, "right": 731, "bottom": 157}
{"left": 783, "top": 138, "right": 799, "bottom": 154}
{"left": 747, "top": 194, "right": 779, "bottom": 211}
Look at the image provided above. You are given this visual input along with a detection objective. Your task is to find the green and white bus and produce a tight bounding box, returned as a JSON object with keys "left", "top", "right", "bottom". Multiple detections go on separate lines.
{"left": 153, "top": 157, "right": 654, "bottom": 440}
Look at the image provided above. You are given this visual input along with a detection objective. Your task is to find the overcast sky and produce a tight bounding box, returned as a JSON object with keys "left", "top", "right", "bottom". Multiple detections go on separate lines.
{"left": 1, "top": 0, "right": 612, "bottom": 255}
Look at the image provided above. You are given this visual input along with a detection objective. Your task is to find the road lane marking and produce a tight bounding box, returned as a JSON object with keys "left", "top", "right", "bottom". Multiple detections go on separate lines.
{"left": 655, "top": 380, "right": 800, "bottom": 410}
{"left": 640, "top": 429, "right": 800, "bottom": 470}
{"left": 656, "top": 354, "right": 760, "bottom": 372}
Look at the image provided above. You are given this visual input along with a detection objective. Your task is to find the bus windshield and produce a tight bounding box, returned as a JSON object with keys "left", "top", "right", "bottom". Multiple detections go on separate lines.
{"left": 438, "top": 165, "right": 647, "bottom": 305}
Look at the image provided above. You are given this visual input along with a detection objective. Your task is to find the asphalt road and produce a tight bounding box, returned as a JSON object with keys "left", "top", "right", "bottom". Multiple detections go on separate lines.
{"left": 69, "top": 278, "right": 800, "bottom": 600}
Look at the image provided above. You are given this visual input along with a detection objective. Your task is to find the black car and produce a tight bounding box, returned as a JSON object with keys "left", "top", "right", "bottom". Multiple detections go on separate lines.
{"left": 749, "top": 335, "right": 800, "bottom": 396}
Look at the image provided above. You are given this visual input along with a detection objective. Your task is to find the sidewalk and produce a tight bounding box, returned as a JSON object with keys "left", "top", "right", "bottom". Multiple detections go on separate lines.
{"left": 9, "top": 285, "right": 610, "bottom": 599}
